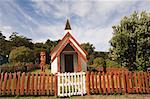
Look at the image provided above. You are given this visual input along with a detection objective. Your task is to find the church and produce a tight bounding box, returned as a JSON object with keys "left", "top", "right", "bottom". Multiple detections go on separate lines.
{"left": 50, "top": 20, "right": 88, "bottom": 74}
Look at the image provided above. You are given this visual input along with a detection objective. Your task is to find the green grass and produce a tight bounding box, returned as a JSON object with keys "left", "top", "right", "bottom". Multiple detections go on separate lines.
{"left": 31, "top": 68, "right": 51, "bottom": 74}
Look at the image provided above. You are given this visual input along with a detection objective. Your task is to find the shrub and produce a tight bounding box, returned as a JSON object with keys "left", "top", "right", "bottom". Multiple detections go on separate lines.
{"left": 9, "top": 46, "right": 35, "bottom": 63}
{"left": 93, "top": 57, "right": 105, "bottom": 67}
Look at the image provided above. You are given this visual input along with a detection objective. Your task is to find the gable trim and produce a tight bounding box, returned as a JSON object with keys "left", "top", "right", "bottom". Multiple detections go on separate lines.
{"left": 50, "top": 32, "right": 88, "bottom": 56}
{"left": 51, "top": 39, "right": 87, "bottom": 63}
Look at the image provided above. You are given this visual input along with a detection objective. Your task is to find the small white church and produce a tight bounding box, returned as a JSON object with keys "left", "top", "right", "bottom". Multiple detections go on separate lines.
{"left": 50, "top": 20, "right": 88, "bottom": 74}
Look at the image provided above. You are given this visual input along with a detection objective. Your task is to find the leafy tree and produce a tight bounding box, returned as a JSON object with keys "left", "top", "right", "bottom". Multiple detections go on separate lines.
{"left": 9, "top": 32, "right": 34, "bottom": 49}
{"left": 45, "top": 39, "right": 59, "bottom": 51}
{"left": 110, "top": 12, "right": 150, "bottom": 71}
{"left": 0, "top": 31, "right": 6, "bottom": 56}
{"left": 93, "top": 51, "right": 109, "bottom": 59}
{"left": 106, "top": 59, "right": 120, "bottom": 68}
{"left": 81, "top": 42, "right": 95, "bottom": 65}
{"left": 9, "top": 46, "right": 35, "bottom": 63}
{"left": 93, "top": 57, "right": 105, "bottom": 67}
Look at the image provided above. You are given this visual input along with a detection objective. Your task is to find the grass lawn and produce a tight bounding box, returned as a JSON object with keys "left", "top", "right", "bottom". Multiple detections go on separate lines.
{"left": 31, "top": 68, "right": 51, "bottom": 74}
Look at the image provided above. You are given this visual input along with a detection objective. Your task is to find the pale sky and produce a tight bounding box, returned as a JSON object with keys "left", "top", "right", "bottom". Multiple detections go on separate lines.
{"left": 0, "top": 0, "right": 150, "bottom": 51}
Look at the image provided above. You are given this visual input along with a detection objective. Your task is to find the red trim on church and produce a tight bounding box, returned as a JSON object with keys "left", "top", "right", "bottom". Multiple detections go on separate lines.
{"left": 50, "top": 32, "right": 87, "bottom": 63}
{"left": 50, "top": 32, "right": 88, "bottom": 56}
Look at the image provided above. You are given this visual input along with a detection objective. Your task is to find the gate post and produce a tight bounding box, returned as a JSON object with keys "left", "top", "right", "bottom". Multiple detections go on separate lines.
{"left": 86, "top": 71, "right": 90, "bottom": 95}
{"left": 54, "top": 73, "right": 58, "bottom": 96}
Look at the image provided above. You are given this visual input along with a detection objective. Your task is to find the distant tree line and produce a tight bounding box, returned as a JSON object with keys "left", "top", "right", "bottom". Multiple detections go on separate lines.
{"left": 0, "top": 31, "right": 112, "bottom": 69}
{"left": 0, "top": 32, "right": 59, "bottom": 65}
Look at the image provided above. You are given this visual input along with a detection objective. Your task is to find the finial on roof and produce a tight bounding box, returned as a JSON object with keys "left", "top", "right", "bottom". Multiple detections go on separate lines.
{"left": 65, "top": 19, "right": 71, "bottom": 30}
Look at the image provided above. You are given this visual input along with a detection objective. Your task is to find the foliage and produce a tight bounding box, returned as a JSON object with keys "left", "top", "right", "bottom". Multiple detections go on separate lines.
{"left": 9, "top": 32, "right": 34, "bottom": 49}
{"left": 81, "top": 42, "right": 95, "bottom": 65}
{"left": 0, "top": 31, "right": 6, "bottom": 56}
{"left": 109, "top": 11, "right": 150, "bottom": 71}
{"left": 93, "top": 57, "right": 105, "bottom": 67}
{"left": 106, "top": 59, "right": 120, "bottom": 68}
{"left": 9, "top": 46, "right": 35, "bottom": 63}
{"left": 93, "top": 51, "right": 109, "bottom": 59}
{"left": 0, "top": 62, "right": 40, "bottom": 72}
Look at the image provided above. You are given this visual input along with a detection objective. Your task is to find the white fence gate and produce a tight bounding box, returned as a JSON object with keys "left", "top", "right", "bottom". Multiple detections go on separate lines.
{"left": 57, "top": 72, "right": 86, "bottom": 97}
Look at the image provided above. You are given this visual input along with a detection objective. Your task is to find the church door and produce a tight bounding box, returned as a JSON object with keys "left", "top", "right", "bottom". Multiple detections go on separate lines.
{"left": 64, "top": 54, "right": 74, "bottom": 72}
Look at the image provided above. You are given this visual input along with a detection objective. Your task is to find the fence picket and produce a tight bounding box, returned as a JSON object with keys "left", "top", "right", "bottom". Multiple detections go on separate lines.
{"left": 34, "top": 73, "right": 38, "bottom": 95}
{"left": 110, "top": 72, "right": 114, "bottom": 94}
{"left": 122, "top": 72, "right": 127, "bottom": 94}
{"left": 20, "top": 72, "right": 25, "bottom": 95}
{"left": 131, "top": 72, "right": 134, "bottom": 93}
{"left": 91, "top": 72, "right": 94, "bottom": 94}
{"left": 138, "top": 72, "right": 142, "bottom": 93}
{"left": 107, "top": 72, "right": 110, "bottom": 94}
{"left": 42, "top": 73, "right": 45, "bottom": 95}
{"left": 118, "top": 72, "right": 122, "bottom": 94}
{"left": 86, "top": 71, "right": 90, "bottom": 95}
{"left": 98, "top": 72, "right": 102, "bottom": 94}
{"left": 102, "top": 72, "right": 106, "bottom": 94}
{"left": 128, "top": 72, "right": 132, "bottom": 93}
{"left": 7, "top": 73, "right": 12, "bottom": 95}
{"left": 134, "top": 72, "right": 138, "bottom": 93}
{"left": 0, "top": 73, "right": 3, "bottom": 95}
{"left": 46, "top": 74, "right": 49, "bottom": 95}
{"left": 51, "top": 73, "right": 53, "bottom": 95}
{"left": 26, "top": 73, "right": 31, "bottom": 95}
{"left": 54, "top": 73, "right": 57, "bottom": 96}
{"left": 16, "top": 72, "right": 21, "bottom": 95}
{"left": 95, "top": 72, "right": 98, "bottom": 94}
{"left": 12, "top": 73, "right": 16, "bottom": 95}
{"left": 3, "top": 72, "right": 8, "bottom": 95}
{"left": 30, "top": 73, "right": 34, "bottom": 95}
{"left": 148, "top": 72, "right": 150, "bottom": 93}
{"left": 125, "top": 72, "right": 129, "bottom": 93}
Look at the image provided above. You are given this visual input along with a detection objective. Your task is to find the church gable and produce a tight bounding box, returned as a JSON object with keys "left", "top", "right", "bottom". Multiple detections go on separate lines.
{"left": 50, "top": 32, "right": 87, "bottom": 63}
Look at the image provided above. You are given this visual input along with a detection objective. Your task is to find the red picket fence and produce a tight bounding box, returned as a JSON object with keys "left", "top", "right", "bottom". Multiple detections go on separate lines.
{"left": 0, "top": 72, "right": 55, "bottom": 96}
{"left": 86, "top": 71, "right": 150, "bottom": 95}
{"left": 0, "top": 71, "right": 149, "bottom": 96}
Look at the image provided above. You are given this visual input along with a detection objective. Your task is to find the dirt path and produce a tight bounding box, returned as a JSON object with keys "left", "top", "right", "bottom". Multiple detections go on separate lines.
{"left": 0, "top": 94, "right": 150, "bottom": 99}
{"left": 71, "top": 95, "right": 150, "bottom": 99}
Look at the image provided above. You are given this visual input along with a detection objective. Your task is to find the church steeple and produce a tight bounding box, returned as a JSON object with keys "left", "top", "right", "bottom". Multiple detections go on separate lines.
{"left": 65, "top": 19, "right": 71, "bottom": 30}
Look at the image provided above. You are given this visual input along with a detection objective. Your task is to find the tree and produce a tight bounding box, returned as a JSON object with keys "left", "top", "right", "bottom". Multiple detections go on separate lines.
{"left": 0, "top": 31, "right": 6, "bottom": 56}
{"left": 93, "top": 57, "right": 105, "bottom": 67}
{"left": 110, "top": 11, "right": 150, "bottom": 71}
{"left": 81, "top": 42, "right": 95, "bottom": 65}
{"left": 9, "top": 32, "right": 34, "bottom": 49}
{"left": 9, "top": 46, "right": 35, "bottom": 63}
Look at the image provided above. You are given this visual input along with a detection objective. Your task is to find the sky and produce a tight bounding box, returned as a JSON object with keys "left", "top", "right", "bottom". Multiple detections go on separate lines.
{"left": 0, "top": 0, "right": 149, "bottom": 51}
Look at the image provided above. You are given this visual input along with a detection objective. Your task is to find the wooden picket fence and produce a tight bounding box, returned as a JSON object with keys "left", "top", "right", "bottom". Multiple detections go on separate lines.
{"left": 0, "top": 72, "right": 55, "bottom": 96}
{"left": 86, "top": 71, "right": 150, "bottom": 95}
{"left": 57, "top": 72, "right": 86, "bottom": 97}
{"left": 0, "top": 71, "right": 149, "bottom": 96}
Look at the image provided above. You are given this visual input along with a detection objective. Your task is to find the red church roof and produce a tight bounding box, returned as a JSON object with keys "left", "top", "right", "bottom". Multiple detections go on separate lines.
{"left": 50, "top": 32, "right": 88, "bottom": 63}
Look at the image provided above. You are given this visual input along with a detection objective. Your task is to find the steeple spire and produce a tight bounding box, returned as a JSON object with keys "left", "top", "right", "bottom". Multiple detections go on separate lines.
{"left": 65, "top": 19, "right": 71, "bottom": 30}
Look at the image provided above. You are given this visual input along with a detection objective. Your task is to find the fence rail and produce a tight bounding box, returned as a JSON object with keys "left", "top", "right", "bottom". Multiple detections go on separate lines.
{"left": 86, "top": 71, "right": 150, "bottom": 95}
{"left": 0, "top": 72, "right": 55, "bottom": 96}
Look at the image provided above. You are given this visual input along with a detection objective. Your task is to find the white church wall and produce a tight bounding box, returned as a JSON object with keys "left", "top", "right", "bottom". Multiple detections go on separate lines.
{"left": 51, "top": 57, "right": 58, "bottom": 74}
